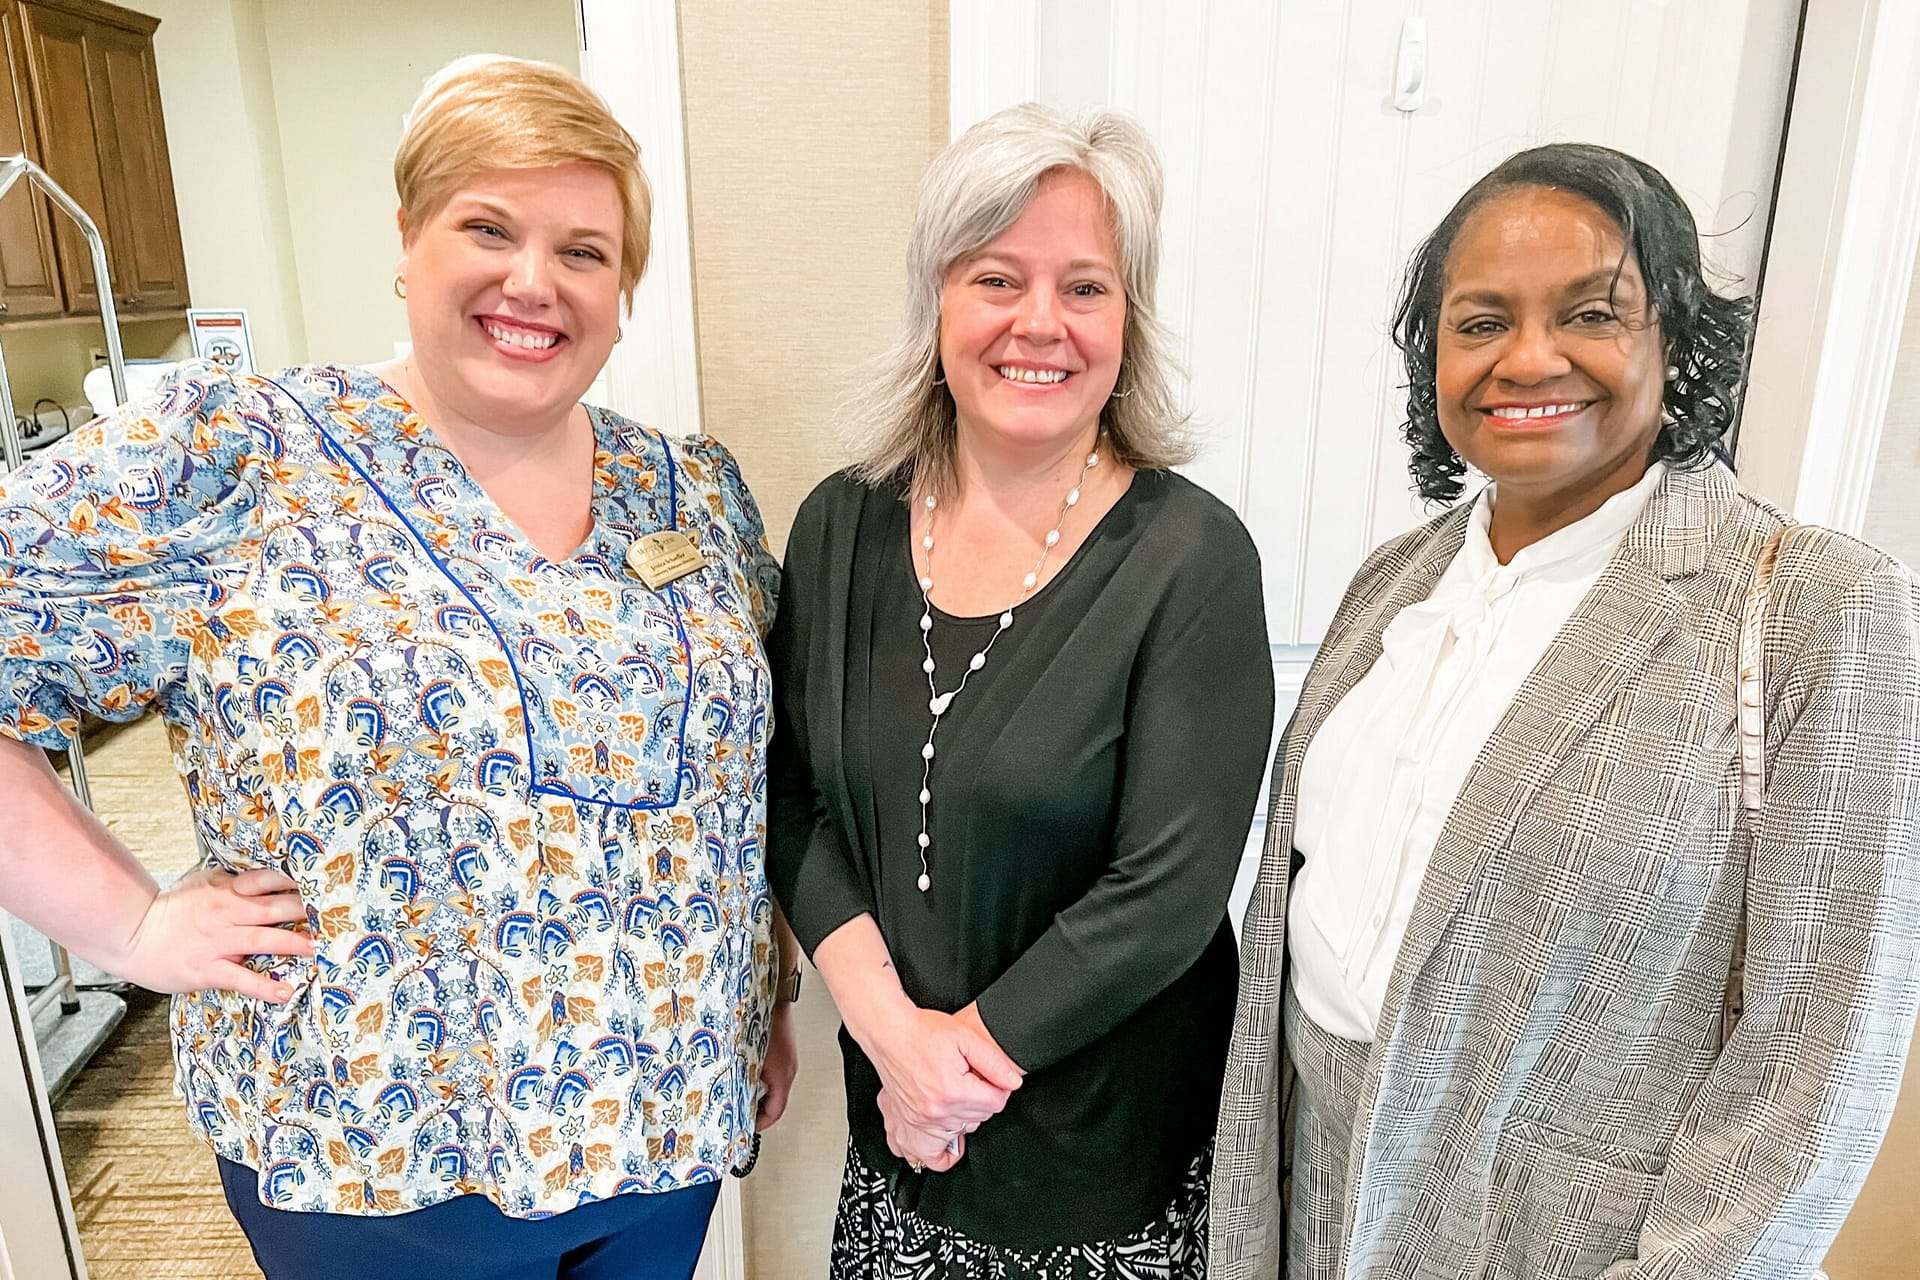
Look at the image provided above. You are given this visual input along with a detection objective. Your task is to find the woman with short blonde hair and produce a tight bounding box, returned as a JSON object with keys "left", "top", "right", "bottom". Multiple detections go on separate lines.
{"left": 394, "top": 53, "right": 654, "bottom": 300}
{"left": 0, "top": 54, "right": 796, "bottom": 1280}
{"left": 770, "top": 103, "right": 1273, "bottom": 1278}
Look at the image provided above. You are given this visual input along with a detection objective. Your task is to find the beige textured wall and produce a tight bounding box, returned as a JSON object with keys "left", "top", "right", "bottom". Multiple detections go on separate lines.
{"left": 675, "top": 9, "right": 945, "bottom": 1274}
{"left": 678, "top": 3, "right": 948, "bottom": 554}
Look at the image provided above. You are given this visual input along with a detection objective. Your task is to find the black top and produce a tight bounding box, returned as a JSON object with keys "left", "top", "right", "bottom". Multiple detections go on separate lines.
{"left": 766, "top": 468, "right": 1275, "bottom": 1248}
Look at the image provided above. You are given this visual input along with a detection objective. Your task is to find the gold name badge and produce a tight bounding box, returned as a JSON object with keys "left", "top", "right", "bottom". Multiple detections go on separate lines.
{"left": 626, "top": 530, "right": 708, "bottom": 589}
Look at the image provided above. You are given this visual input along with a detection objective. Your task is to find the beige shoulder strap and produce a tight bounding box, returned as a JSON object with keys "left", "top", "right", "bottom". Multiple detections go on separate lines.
{"left": 1724, "top": 523, "right": 1796, "bottom": 1044}
{"left": 1738, "top": 524, "right": 1793, "bottom": 812}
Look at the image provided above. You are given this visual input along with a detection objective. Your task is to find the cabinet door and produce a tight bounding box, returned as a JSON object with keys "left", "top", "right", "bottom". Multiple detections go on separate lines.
{"left": 16, "top": 1, "right": 112, "bottom": 313}
{"left": 0, "top": 7, "right": 62, "bottom": 319}
{"left": 85, "top": 21, "right": 187, "bottom": 311}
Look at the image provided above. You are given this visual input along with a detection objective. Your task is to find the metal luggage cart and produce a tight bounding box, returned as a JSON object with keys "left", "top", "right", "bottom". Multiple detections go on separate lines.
{"left": 0, "top": 155, "right": 132, "bottom": 1087}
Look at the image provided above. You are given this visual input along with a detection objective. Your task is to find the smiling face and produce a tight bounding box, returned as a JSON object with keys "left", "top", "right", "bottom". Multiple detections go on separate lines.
{"left": 1435, "top": 186, "right": 1668, "bottom": 513}
{"left": 937, "top": 169, "right": 1126, "bottom": 460}
{"left": 398, "top": 163, "right": 622, "bottom": 433}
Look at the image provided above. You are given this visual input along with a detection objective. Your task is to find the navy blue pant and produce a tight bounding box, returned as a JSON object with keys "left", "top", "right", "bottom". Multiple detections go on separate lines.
{"left": 218, "top": 1158, "right": 720, "bottom": 1280}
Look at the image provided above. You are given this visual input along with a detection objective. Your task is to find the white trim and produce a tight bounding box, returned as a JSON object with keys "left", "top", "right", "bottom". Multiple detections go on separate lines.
{"left": 576, "top": 10, "right": 739, "bottom": 1278}
{"left": 0, "top": 920, "right": 86, "bottom": 1280}
{"left": 949, "top": 0, "right": 1039, "bottom": 139}
{"left": 696, "top": 1166, "right": 746, "bottom": 1280}
{"left": 1738, "top": 0, "right": 1920, "bottom": 530}
{"left": 578, "top": 0, "right": 705, "bottom": 437}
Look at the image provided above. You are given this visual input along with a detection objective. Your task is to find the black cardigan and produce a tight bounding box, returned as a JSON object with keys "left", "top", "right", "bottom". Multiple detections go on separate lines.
{"left": 766, "top": 468, "right": 1275, "bottom": 1248}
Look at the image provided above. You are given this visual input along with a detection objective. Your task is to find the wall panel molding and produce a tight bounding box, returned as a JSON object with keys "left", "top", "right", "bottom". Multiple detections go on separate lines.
{"left": 579, "top": 0, "right": 704, "bottom": 437}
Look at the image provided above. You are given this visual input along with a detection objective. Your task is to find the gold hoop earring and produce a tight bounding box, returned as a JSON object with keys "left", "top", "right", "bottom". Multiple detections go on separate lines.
{"left": 392, "top": 273, "right": 407, "bottom": 300}
{"left": 614, "top": 327, "right": 623, "bottom": 345}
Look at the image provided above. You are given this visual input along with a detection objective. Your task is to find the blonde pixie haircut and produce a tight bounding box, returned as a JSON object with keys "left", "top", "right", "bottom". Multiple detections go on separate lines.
{"left": 394, "top": 54, "right": 652, "bottom": 303}
{"left": 848, "top": 103, "right": 1192, "bottom": 496}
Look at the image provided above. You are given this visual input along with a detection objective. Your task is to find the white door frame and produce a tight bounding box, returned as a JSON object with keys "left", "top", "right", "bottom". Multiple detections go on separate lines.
{"left": 0, "top": 919, "right": 87, "bottom": 1280}
{"left": 579, "top": 0, "right": 706, "bottom": 439}
{"left": 1733, "top": 0, "right": 1920, "bottom": 525}
{"left": 575, "top": 6, "right": 745, "bottom": 1280}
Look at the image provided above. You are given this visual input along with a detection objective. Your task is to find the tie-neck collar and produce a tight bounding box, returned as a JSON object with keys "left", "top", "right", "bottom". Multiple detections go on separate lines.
{"left": 1457, "top": 461, "right": 1669, "bottom": 586}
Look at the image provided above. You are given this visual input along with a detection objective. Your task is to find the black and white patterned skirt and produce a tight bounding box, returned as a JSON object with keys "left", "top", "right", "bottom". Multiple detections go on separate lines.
{"left": 828, "top": 1140, "right": 1210, "bottom": 1280}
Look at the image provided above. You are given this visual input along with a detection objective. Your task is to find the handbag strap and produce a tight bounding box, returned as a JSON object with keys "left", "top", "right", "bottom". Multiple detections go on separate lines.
{"left": 1738, "top": 524, "right": 1793, "bottom": 813}
{"left": 1724, "top": 522, "right": 1796, "bottom": 1043}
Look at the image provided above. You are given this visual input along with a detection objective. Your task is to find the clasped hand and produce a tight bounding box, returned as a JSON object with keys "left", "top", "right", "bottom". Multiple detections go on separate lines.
{"left": 868, "top": 1002, "right": 1023, "bottom": 1173}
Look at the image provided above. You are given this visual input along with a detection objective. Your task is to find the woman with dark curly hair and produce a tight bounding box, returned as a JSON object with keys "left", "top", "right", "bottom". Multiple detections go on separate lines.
{"left": 1210, "top": 142, "right": 1920, "bottom": 1279}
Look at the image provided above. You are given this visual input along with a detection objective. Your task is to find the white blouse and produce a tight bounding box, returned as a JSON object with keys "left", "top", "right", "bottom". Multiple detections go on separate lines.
{"left": 1288, "top": 462, "right": 1666, "bottom": 1042}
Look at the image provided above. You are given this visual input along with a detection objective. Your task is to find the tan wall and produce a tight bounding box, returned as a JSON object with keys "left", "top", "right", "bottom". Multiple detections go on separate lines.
{"left": 678, "top": 2, "right": 948, "bottom": 554}
{"left": 147, "top": 0, "right": 306, "bottom": 371}
{"left": 676, "top": 10, "right": 945, "bottom": 1274}
{"left": 260, "top": 0, "right": 579, "bottom": 367}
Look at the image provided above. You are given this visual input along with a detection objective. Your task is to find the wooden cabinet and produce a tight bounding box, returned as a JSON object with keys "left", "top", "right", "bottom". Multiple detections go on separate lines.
{"left": 1, "top": 0, "right": 188, "bottom": 322}
{"left": 80, "top": 17, "right": 186, "bottom": 309}
{"left": 0, "top": 3, "right": 62, "bottom": 318}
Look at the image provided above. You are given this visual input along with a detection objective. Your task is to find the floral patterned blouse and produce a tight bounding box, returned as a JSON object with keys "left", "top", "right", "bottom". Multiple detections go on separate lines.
{"left": 0, "top": 363, "right": 780, "bottom": 1217}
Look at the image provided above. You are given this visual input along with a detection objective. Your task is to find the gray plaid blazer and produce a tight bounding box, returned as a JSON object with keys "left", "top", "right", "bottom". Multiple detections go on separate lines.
{"left": 1211, "top": 463, "right": 1920, "bottom": 1279}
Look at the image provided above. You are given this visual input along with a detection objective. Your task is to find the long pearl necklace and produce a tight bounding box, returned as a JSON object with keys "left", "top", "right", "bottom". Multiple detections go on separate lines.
{"left": 910, "top": 448, "right": 1101, "bottom": 893}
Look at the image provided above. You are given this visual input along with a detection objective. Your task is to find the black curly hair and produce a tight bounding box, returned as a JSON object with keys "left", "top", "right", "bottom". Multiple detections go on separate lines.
{"left": 1391, "top": 142, "right": 1755, "bottom": 503}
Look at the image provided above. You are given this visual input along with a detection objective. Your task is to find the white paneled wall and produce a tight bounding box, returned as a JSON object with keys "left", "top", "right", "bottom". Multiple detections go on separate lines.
{"left": 952, "top": 0, "right": 1798, "bottom": 645}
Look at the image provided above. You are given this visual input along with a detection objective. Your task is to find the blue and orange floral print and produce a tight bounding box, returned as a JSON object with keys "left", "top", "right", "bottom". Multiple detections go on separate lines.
{"left": 0, "top": 363, "right": 780, "bottom": 1217}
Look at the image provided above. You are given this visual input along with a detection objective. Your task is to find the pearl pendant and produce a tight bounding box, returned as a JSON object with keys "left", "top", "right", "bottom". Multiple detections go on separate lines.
{"left": 917, "top": 873, "right": 931, "bottom": 892}
{"left": 929, "top": 692, "right": 954, "bottom": 714}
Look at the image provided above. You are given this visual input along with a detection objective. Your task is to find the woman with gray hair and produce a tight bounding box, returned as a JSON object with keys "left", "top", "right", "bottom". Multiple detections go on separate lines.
{"left": 767, "top": 104, "right": 1275, "bottom": 1277}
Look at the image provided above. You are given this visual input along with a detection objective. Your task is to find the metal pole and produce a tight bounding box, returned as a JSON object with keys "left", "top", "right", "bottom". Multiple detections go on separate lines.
{"left": 0, "top": 154, "right": 131, "bottom": 1020}
{"left": 0, "top": 157, "right": 125, "bottom": 403}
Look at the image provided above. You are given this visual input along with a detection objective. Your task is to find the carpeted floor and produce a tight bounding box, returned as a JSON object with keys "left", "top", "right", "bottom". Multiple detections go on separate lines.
{"left": 55, "top": 990, "right": 262, "bottom": 1279}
